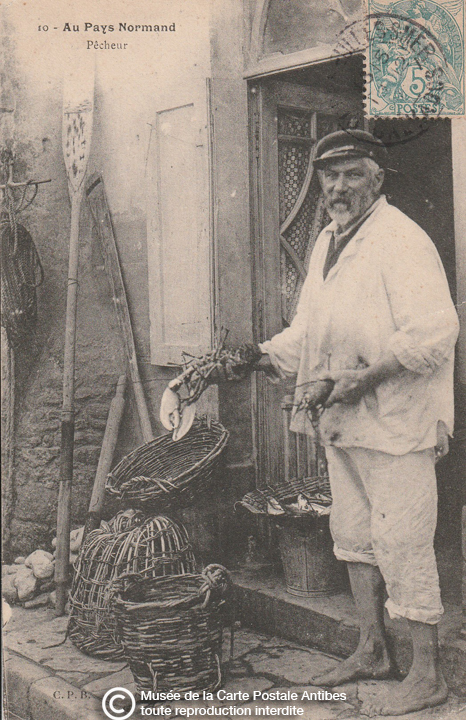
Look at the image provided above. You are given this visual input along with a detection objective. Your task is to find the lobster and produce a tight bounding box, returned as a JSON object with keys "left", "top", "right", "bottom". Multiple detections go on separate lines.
{"left": 160, "top": 337, "right": 262, "bottom": 440}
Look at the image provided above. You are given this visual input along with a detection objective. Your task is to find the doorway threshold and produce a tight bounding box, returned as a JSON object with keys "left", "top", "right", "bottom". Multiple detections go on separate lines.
{"left": 231, "top": 566, "right": 466, "bottom": 697}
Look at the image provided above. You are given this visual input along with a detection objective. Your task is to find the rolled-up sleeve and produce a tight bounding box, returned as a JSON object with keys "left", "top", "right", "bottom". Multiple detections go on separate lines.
{"left": 382, "top": 229, "right": 459, "bottom": 376}
{"left": 259, "top": 270, "right": 314, "bottom": 377}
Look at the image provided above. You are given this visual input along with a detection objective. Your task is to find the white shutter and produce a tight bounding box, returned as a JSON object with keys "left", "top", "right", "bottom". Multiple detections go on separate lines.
{"left": 147, "top": 98, "right": 212, "bottom": 366}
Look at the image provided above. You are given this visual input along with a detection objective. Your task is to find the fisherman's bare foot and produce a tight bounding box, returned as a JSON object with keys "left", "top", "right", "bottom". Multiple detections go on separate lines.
{"left": 312, "top": 644, "right": 392, "bottom": 687}
{"left": 361, "top": 671, "right": 448, "bottom": 716}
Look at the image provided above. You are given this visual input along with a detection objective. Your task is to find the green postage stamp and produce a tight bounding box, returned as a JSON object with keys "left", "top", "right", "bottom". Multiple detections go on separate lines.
{"left": 366, "top": 0, "right": 464, "bottom": 116}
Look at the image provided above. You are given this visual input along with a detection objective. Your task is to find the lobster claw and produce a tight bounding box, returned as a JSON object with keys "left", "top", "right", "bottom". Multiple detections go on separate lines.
{"left": 173, "top": 402, "right": 196, "bottom": 441}
{"left": 160, "top": 386, "right": 197, "bottom": 441}
{"left": 160, "top": 387, "right": 182, "bottom": 431}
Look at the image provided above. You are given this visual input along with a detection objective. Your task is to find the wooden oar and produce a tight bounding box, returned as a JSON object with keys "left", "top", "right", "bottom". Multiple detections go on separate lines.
{"left": 82, "top": 374, "right": 126, "bottom": 539}
{"left": 1, "top": 328, "right": 15, "bottom": 556}
{"left": 86, "top": 173, "right": 153, "bottom": 443}
{"left": 55, "top": 62, "right": 95, "bottom": 616}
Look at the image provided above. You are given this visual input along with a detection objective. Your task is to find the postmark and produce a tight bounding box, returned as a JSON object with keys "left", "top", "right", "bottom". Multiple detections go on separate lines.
{"left": 365, "top": 0, "right": 464, "bottom": 117}
{"left": 332, "top": 22, "right": 435, "bottom": 146}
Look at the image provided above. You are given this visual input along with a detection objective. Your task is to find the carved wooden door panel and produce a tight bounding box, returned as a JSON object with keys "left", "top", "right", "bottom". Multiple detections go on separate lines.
{"left": 250, "top": 78, "right": 362, "bottom": 488}
{"left": 278, "top": 104, "right": 334, "bottom": 324}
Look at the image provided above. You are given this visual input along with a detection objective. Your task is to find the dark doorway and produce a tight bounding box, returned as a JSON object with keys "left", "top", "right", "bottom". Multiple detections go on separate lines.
{"left": 374, "top": 118, "right": 456, "bottom": 297}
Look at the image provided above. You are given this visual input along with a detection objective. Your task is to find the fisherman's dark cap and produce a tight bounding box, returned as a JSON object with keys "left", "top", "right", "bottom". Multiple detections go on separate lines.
{"left": 313, "top": 130, "right": 388, "bottom": 169}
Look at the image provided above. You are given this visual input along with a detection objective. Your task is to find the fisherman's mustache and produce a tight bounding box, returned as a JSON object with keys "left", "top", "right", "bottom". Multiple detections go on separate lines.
{"left": 328, "top": 196, "right": 352, "bottom": 209}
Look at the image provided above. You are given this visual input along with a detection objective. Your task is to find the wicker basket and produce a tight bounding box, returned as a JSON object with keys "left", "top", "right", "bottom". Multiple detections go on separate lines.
{"left": 68, "top": 512, "right": 196, "bottom": 658}
{"left": 113, "top": 565, "right": 230, "bottom": 694}
{"left": 239, "top": 475, "right": 331, "bottom": 516}
{"left": 106, "top": 418, "right": 229, "bottom": 510}
{"left": 273, "top": 475, "right": 331, "bottom": 505}
{"left": 238, "top": 476, "right": 339, "bottom": 597}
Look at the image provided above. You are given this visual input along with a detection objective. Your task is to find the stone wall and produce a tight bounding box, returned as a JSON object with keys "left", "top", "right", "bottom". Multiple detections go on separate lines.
{"left": 1, "top": 19, "right": 121, "bottom": 556}
{"left": 0, "top": 86, "right": 128, "bottom": 555}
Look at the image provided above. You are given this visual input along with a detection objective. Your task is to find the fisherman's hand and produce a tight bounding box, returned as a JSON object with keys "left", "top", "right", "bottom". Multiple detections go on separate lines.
{"left": 254, "top": 353, "right": 282, "bottom": 383}
{"left": 323, "top": 370, "right": 371, "bottom": 407}
{"left": 208, "top": 362, "right": 246, "bottom": 383}
{"left": 208, "top": 343, "right": 265, "bottom": 383}
{"left": 435, "top": 420, "right": 449, "bottom": 463}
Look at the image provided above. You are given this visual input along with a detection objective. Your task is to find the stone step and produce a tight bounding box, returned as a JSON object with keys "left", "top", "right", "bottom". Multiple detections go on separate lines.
{"left": 232, "top": 568, "right": 466, "bottom": 698}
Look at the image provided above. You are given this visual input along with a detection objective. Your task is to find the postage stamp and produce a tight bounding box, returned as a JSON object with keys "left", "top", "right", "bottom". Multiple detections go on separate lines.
{"left": 365, "top": 0, "right": 465, "bottom": 117}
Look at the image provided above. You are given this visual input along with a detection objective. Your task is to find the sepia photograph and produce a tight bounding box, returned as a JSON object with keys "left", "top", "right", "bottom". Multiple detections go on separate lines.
{"left": 1, "top": 1, "right": 465, "bottom": 719}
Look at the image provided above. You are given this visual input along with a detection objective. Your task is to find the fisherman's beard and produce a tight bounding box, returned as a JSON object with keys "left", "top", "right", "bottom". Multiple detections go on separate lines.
{"left": 325, "top": 189, "right": 376, "bottom": 230}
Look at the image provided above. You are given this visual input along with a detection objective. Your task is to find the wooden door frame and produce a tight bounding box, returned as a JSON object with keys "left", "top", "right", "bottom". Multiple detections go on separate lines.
{"left": 249, "top": 80, "right": 281, "bottom": 488}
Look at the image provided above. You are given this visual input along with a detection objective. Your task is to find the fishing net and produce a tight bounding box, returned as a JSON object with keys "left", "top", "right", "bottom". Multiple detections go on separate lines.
{"left": 1, "top": 159, "right": 44, "bottom": 353}
{"left": 1, "top": 218, "right": 43, "bottom": 348}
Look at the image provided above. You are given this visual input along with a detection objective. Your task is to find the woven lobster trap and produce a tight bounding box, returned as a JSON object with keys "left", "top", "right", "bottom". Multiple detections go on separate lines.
{"left": 113, "top": 564, "right": 231, "bottom": 694}
{"left": 68, "top": 511, "right": 196, "bottom": 658}
{"left": 106, "top": 418, "right": 229, "bottom": 510}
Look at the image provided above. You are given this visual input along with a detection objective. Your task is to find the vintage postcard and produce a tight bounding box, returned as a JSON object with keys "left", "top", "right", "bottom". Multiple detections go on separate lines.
{"left": 2, "top": 0, "right": 465, "bottom": 719}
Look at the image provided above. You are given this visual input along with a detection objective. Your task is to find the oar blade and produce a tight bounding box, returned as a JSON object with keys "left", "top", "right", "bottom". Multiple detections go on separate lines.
{"left": 62, "top": 60, "right": 95, "bottom": 194}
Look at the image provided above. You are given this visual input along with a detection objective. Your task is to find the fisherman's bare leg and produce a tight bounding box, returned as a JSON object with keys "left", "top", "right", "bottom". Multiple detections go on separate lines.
{"left": 361, "top": 621, "right": 448, "bottom": 716}
{"left": 312, "top": 562, "right": 392, "bottom": 686}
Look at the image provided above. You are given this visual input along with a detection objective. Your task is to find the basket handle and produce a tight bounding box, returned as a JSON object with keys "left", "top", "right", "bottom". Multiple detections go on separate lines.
{"left": 111, "top": 565, "right": 231, "bottom": 612}
{"left": 105, "top": 557, "right": 192, "bottom": 596}
{"left": 199, "top": 564, "right": 231, "bottom": 608}
{"left": 120, "top": 592, "right": 201, "bottom": 613}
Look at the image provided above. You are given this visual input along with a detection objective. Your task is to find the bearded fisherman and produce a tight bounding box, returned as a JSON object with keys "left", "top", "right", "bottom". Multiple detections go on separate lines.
{"left": 257, "top": 130, "right": 459, "bottom": 717}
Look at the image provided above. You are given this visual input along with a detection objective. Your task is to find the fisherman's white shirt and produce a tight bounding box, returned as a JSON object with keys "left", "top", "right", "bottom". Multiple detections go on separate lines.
{"left": 260, "top": 196, "right": 459, "bottom": 455}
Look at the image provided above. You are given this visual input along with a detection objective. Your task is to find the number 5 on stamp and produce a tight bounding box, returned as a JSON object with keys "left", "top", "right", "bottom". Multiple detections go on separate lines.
{"left": 365, "top": 0, "right": 465, "bottom": 117}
